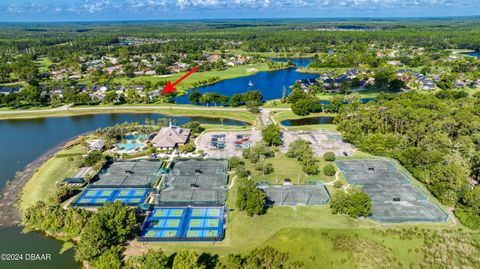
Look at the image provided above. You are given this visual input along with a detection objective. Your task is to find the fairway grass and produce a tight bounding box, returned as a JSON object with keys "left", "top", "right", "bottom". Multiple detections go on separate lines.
{"left": 110, "top": 63, "right": 271, "bottom": 92}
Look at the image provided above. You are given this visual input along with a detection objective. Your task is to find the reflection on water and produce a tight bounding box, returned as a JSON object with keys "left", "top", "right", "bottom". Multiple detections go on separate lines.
{"left": 281, "top": 116, "right": 335, "bottom": 126}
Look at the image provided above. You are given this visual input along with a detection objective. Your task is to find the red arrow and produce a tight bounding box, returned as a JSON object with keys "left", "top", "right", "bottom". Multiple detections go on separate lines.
{"left": 162, "top": 66, "right": 200, "bottom": 94}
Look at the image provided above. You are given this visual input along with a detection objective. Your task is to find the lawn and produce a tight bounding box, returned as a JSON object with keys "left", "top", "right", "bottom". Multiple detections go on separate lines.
{"left": 244, "top": 153, "right": 336, "bottom": 184}
{"left": 36, "top": 57, "right": 53, "bottom": 73}
{"left": 19, "top": 145, "right": 85, "bottom": 211}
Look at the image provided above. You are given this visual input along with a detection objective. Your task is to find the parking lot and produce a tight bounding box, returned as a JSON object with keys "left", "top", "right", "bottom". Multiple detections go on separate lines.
{"left": 196, "top": 131, "right": 261, "bottom": 158}
{"left": 281, "top": 130, "right": 354, "bottom": 157}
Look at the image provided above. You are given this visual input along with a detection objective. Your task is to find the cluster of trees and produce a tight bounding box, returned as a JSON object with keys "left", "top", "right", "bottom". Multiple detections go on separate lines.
{"left": 241, "top": 143, "right": 275, "bottom": 176}
{"left": 76, "top": 202, "right": 137, "bottom": 265}
{"left": 337, "top": 92, "right": 480, "bottom": 228}
{"left": 127, "top": 246, "right": 298, "bottom": 269}
{"left": 82, "top": 150, "right": 105, "bottom": 166}
{"left": 288, "top": 86, "right": 322, "bottom": 116}
{"left": 236, "top": 178, "right": 267, "bottom": 216}
{"left": 330, "top": 188, "right": 372, "bottom": 218}
{"left": 188, "top": 90, "right": 263, "bottom": 108}
{"left": 261, "top": 124, "right": 282, "bottom": 146}
{"left": 190, "top": 77, "right": 221, "bottom": 88}
{"left": 286, "top": 139, "right": 320, "bottom": 175}
{"left": 182, "top": 121, "right": 205, "bottom": 136}
{"left": 228, "top": 156, "right": 250, "bottom": 178}
{"left": 367, "top": 66, "right": 405, "bottom": 92}
{"left": 230, "top": 90, "right": 263, "bottom": 107}
{"left": 188, "top": 91, "right": 229, "bottom": 106}
{"left": 22, "top": 201, "right": 137, "bottom": 269}
{"left": 23, "top": 201, "right": 92, "bottom": 238}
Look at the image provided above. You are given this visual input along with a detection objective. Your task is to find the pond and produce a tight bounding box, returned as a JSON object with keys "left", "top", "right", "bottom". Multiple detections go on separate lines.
{"left": 466, "top": 52, "right": 480, "bottom": 57}
{"left": 0, "top": 113, "right": 248, "bottom": 269}
{"left": 174, "top": 59, "right": 319, "bottom": 104}
{"left": 281, "top": 116, "right": 335, "bottom": 126}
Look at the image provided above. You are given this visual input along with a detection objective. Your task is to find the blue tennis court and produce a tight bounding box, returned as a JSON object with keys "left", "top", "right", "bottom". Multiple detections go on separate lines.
{"left": 72, "top": 188, "right": 150, "bottom": 207}
{"left": 138, "top": 207, "right": 224, "bottom": 241}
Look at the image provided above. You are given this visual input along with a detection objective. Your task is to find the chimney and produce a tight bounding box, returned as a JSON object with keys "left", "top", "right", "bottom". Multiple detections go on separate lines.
{"left": 169, "top": 121, "right": 172, "bottom": 128}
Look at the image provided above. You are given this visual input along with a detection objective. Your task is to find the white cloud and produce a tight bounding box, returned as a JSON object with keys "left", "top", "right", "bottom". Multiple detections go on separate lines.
{"left": 1, "top": 0, "right": 478, "bottom": 14}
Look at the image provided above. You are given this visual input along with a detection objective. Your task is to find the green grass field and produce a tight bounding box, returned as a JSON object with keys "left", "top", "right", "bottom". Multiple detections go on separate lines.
{"left": 244, "top": 153, "right": 336, "bottom": 185}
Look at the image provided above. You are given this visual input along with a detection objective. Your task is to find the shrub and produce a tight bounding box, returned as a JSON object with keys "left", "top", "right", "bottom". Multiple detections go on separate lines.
{"left": 323, "top": 164, "right": 336, "bottom": 176}
{"left": 261, "top": 124, "right": 282, "bottom": 146}
{"left": 330, "top": 188, "right": 372, "bottom": 218}
{"left": 228, "top": 156, "right": 245, "bottom": 169}
{"left": 53, "top": 186, "right": 76, "bottom": 204}
{"left": 83, "top": 150, "right": 104, "bottom": 167}
{"left": 323, "top": 152, "right": 336, "bottom": 162}
{"left": 236, "top": 179, "right": 267, "bottom": 216}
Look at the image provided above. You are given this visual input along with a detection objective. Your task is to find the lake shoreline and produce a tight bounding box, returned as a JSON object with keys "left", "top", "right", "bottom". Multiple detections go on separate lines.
{"left": 0, "top": 133, "right": 87, "bottom": 228}
{"left": 0, "top": 106, "right": 258, "bottom": 123}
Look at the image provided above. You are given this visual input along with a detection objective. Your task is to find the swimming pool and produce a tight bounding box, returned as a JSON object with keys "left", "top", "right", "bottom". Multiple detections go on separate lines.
{"left": 118, "top": 133, "right": 149, "bottom": 151}
{"left": 119, "top": 141, "right": 146, "bottom": 151}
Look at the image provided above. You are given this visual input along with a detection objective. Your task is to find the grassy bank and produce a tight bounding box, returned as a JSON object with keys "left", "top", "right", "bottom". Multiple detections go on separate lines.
{"left": 0, "top": 106, "right": 257, "bottom": 125}
{"left": 19, "top": 143, "right": 87, "bottom": 211}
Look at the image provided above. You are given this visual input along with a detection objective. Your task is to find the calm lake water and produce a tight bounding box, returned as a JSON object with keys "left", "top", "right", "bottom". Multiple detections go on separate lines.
{"left": 281, "top": 116, "right": 335, "bottom": 126}
{"left": 270, "top": 58, "right": 312, "bottom": 67}
{"left": 175, "top": 59, "right": 318, "bottom": 104}
{"left": 0, "top": 113, "right": 247, "bottom": 269}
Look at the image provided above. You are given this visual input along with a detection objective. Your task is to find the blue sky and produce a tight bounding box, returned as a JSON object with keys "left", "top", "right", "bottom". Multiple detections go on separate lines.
{"left": 0, "top": 0, "right": 479, "bottom": 22}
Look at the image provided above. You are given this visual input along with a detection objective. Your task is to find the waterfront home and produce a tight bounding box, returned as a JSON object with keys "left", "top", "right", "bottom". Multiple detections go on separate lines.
{"left": 345, "top": 68, "right": 359, "bottom": 78}
{"left": 151, "top": 124, "right": 191, "bottom": 150}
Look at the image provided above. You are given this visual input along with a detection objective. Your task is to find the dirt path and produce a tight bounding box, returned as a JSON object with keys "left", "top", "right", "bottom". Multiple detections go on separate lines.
{"left": 324, "top": 170, "right": 340, "bottom": 186}
{"left": 228, "top": 175, "right": 237, "bottom": 189}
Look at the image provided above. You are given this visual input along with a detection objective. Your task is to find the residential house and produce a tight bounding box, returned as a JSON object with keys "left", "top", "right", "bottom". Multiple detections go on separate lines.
{"left": 455, "top": 80, "right": 467, "bottom": 88}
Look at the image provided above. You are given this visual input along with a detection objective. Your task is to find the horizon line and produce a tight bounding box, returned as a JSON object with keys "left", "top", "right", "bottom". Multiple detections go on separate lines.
{"left": 1, "top": 15, "right": 480, "bottom": 24}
